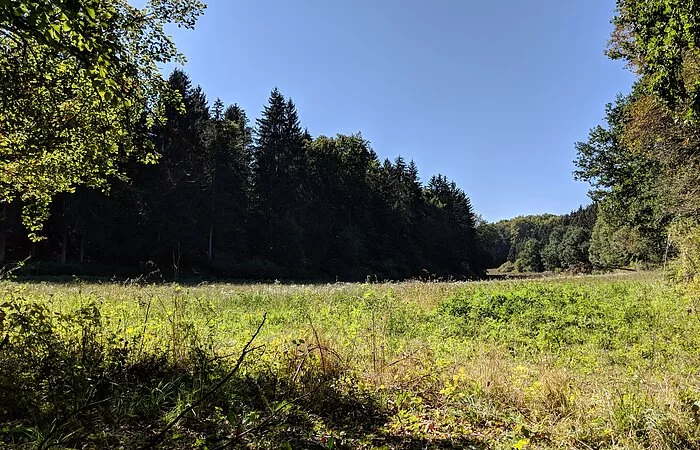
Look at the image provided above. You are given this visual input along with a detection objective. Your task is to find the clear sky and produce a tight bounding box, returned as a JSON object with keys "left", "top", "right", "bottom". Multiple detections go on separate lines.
{"left": 164, "top": 0, "right": 636, "bottom": 222}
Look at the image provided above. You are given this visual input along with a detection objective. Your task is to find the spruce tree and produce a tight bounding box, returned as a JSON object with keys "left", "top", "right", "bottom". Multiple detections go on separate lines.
{"left": 138, "top": 69, "right": 211, "bottom": 271}
{"left": 251, "top": 89, "right": 307, "bottom": 267}
{"left": 204, "top": 99, "right": 252, "bottom": 265}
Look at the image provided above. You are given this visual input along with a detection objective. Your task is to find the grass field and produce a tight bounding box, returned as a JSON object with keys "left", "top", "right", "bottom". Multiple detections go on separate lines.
{"left": 2, "top": 271, "right": 699, "bottom": 449}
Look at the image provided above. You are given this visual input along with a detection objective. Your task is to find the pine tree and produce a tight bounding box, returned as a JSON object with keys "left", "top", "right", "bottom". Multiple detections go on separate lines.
{"left": 422, "top": 174, "right": 480, "bottom": 277}
{"left": 251, "top": 89, "right": 308, "bottom": 267}
{"left": 139, "top": 69, "right": 211, "bottom": 271}
{"left": 204, "top": 99, "right": 252, "bottom": 265}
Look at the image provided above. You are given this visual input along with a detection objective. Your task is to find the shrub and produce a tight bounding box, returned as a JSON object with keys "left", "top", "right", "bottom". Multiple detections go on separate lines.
{"left": 517, "top": 239, "right": 542, "bottom": 272}
{"left": 498, "top": 261, "right": 515, "bottom": 273}
{"left": 669, "top": 219, "right": 700, "bottom": 283}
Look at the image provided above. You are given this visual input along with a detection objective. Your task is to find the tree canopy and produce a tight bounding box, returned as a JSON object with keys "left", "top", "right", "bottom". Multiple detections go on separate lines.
{"left": 0, "top": 0, "right": 205, "bottom": 239}
{"left": 571, "top": 0, "right": 700, "bottom": 272}
{"left": 610, "top": 0, "right": 700, "bottom": 119}
{"left": 1, "top": 72, "right": 486, "bottom": 280}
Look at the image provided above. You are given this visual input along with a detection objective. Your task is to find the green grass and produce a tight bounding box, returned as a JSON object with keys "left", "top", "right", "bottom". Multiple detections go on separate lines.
{"left": 2, "top": 271, "right": 700, "bottom": 449}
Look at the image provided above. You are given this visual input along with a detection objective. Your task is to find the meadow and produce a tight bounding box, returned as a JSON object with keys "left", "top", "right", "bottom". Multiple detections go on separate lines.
{"left": 1, "top": 271, "right": 699, "bottom": 449}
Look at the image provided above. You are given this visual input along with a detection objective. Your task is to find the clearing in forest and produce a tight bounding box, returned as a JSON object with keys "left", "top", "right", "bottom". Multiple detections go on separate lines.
{"left": 1, "top": 271, "right": 698, "bottom": 449}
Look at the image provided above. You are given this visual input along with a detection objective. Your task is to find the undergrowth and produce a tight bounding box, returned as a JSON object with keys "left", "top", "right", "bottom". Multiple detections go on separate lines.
{"left": 1, "top": 272, "right": 699, "bottom": 449}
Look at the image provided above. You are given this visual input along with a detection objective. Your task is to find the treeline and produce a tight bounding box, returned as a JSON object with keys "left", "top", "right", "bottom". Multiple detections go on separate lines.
{"left": 0, "top": 70, "right": 484, "bottom": 281}
{"left": 572, "top": 92, "right": 671, "bottom": 269}
{"left": 482, "top": 0, "right": 700, "bottom": 276}
{"left": 478, "top": 205, "right": 597, "bottom": 272}
{"left": 567, "top": 1, "right": 700, "bottom": 273}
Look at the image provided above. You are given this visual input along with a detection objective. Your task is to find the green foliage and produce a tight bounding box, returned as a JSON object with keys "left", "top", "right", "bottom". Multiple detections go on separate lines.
{"left": 577, "top": 2, "right": 700, "bottom": 275}
{"left": 442, "top": 280, "right": 675, "bottom": 355}
{"left": 589, "top": 208, "right": 662, "bottom": 268}
{"left": 609, "top": 0, "right": 700, "bottom": 119}
{"left": 668, "top": 219, "right": 700, "bottom": 283}
{"left": 479, "top": 206, "right": 595, "bottom": 272}
{"left": 497, "top": 260, "right": 515, "bottom": 273}
{"left": 1, "top": 80, "right": 485, "bottom": 281}
{"left": 516, "top": 238, "right": 542, "bottom": 272}
{"left": 477, "top": 221, "right": 510, "bottom": 267}
{"left": 422, "top": 174, "right": 481, "bottom": 277}
{"left": 540, "top": 227, "right": 564, "bottom": 271}
{"left": 573, "top": 93, "right": 664, "bottom": 233}
{"left": 0, "top": 0, "right": 205, "bottom": 238}
{"left": 574, "top": 92, "right": 667, "bottom": 267}
{"left": 559, "top": 226, "right": 590, "bottom": 268}
{"left": 2, "top": 274, "right": 699, "bottom": 448}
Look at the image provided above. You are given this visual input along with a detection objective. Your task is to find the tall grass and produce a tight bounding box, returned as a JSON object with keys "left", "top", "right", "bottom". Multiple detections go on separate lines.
{"left": 1, "top": 272, "right": 698, "bottom": 448}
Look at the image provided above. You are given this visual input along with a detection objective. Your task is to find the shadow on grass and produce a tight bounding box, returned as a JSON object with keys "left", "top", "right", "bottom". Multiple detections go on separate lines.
{"left": 1, "top": 358, "right": 487, "bottom": 449}
{"left": 209, "top": 373, "right": 487, "bottom": 450}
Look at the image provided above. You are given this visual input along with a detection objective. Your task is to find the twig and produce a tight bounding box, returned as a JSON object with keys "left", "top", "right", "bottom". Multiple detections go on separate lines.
{"left": 208, "top": 344, "right": 265, "bottom": 363}
{"left": 292, "top": 346, "right": 309, "bottom": 383}
{"left": 308, "top": 317, "right": 326, "bottom": 374}
{"left": 137, "top": 296, "right": 153, "bottom": 359}
{"left": 143, "top": 313, "right": 267, "bottom": 449}
{"left": 383, "top": 347, "right": 424, "bottom": 369}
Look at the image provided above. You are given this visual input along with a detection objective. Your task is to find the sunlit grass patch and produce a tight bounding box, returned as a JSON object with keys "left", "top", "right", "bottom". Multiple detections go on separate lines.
{"left": 1, "top": 271, "right": 698, "bottom": 448}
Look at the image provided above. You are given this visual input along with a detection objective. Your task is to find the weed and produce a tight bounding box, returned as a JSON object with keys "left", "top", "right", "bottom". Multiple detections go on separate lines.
{"left": 0, "top": 271, "right": 698, "bottom": 448}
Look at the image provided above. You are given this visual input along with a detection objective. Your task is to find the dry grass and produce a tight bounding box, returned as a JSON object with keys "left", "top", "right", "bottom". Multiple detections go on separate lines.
{"left": 1, "top": 270, "right": 698, "bottom": 448}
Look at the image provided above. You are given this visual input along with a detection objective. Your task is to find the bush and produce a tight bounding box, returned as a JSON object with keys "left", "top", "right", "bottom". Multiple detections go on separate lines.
{"left": 589, "top": 212, "right": 663, "bottom": 269}
{"left": 514, "top": 258, "right": 526, "bottom": 272}
{"left": 0, "top": 292, "right": 230, "bottom": 448}
{"left": 497, "top": 261, "right": 515, "bottom": 273}
{"left": 669, "top": 220, "right": 700, "bottom": 283}
{"left": 517, "top": 238, "right": 542, "bottom": 272}
{"left": 0, "top": 288, "right": 379, "bottom": 448}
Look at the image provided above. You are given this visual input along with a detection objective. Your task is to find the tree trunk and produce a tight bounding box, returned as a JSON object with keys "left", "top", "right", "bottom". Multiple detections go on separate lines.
{"left": 208, "top": 166, "right": 216, "bottom": 263}
{"left": 208, "top": 226, "right": 213, "bottom": 263}
{"left": 80, "top": 233, "right": 85, "bottom": 263}
{"left": 0, "top": 204, "right": 6, "bottom": 265}
{"left": 61, "top": 228, "right": 68, "bottom": 264}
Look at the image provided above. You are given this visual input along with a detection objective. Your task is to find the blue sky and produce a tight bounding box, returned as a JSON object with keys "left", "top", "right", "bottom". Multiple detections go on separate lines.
{"left": 165, "top": 0, "right": 635, "bottom": 222}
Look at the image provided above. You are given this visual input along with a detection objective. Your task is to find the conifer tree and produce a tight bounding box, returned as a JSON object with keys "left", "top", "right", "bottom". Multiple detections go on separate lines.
{"left": 252, "top": 89, "right": 308, "bottom": 267}
{"left": 141, "top": 69, "right": 211, "bottom": 269}
{"left": 204, "top": 99, "right": 252, "bottom": 264}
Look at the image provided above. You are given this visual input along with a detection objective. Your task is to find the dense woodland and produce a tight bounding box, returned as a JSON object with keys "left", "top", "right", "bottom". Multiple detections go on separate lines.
{"left": 0, "top": 70, "right": 483, "bottom": 280}
{"left": 478, "top": 205, "right": 598, "bottom": 272}
{"left": 483, "top": 2, "right": 700, "bottom": 276}
{"left": 2, "top": 0, "right": 700, "bottom": 281}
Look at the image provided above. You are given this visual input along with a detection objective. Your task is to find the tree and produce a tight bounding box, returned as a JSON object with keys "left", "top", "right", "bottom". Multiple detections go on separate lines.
{"left": 422, "top": 174, "right": 480, "bottom": 277}
{"left": 588, "top": 207, "right": 663, "bottom": 269}
{"left": 251, "top": 88, "right": 308, "bottom": 267}
{"left": 304, "top": 134, "right": 376, "bottom": 275}
{"left": 515, "top": 238, "right": 542, "bottom": 272}
{"left": 135, "top": 69, "right": 211, "bottom": 270}
{"left": 0, "top": 59, "right": 491, "bottom": 280}
{"left": 477, "top": 206, "right": 598, "bottom": 273}
{"left": 574, "top": 92, "right": 667, "bottom": 263}
{"left": 0, "top": 0, "right": 205, "bottom": 239}
{"left": 603, "top": 2, "right": 700, "bottom": 280}
{"left": 558, "top": 227, "right": 590, "bottom": 268}
{"left": 540, "top": 226, "right": 565, "bottom": 271}
{"left": 477, "top": 222, "right": 511, "bottom": 268}
{"left": 204, "top": 99, "right": 252, "bottom": 264}
{"left": 609, "top": 0, "right": 700, "bottom": 119}
{"left": 365, "top": 156, "right": 426, "bottom": 278}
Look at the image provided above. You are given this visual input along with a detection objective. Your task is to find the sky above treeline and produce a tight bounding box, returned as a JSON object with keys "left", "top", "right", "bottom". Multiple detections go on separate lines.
{"left": 163, "top": 0, "right": 636, "bottom": 222}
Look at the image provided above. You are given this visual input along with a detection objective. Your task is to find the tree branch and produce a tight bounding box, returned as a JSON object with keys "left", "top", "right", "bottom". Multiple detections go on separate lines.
{"left": 143, "top": 312, "right": 267, "bottom": 449}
